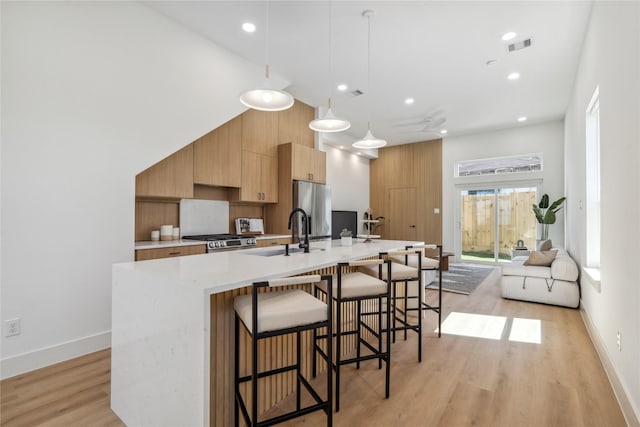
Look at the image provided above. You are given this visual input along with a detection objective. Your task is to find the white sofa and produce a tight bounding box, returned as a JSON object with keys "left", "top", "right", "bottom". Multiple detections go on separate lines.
{"left": 500, "top": 248, "right": 580, "bottom": 308}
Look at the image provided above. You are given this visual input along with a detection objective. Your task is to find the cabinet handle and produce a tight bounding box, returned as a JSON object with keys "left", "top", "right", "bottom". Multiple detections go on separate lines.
{"left": 169, "top": 251, "right": 181, "bottom": 255}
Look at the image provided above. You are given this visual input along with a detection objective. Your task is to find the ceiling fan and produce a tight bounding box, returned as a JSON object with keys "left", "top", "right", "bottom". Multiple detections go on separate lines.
{"left": 395, "top": 114, "right": 447, "bottom": 133}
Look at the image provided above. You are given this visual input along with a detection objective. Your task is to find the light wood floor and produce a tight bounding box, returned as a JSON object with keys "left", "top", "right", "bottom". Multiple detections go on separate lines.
{"left": 1, "top": 271, "right": 626, "bottom": 426}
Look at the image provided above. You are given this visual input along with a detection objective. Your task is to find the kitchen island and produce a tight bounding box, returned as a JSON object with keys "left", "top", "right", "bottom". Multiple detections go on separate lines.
{"left": 111, "top": 238, "right": 420, "bottom": 426}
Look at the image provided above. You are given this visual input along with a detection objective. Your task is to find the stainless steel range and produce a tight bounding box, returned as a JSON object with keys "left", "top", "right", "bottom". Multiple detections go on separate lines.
{"left": 179, "top": 199, "right": 257, "bottom": 252}
{"left": 182, "top": 234, "right": 257, "bottom": 252}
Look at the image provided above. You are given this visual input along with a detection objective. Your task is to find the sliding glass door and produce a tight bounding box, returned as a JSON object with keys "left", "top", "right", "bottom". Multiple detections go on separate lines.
{"left": 460, "top": 186, "right": 537, "bottom": 263}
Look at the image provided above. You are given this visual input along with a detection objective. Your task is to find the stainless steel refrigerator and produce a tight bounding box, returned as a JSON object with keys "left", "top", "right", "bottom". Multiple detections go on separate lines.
{"left": 292, "top": 180, "right": 332, "bottom": 242}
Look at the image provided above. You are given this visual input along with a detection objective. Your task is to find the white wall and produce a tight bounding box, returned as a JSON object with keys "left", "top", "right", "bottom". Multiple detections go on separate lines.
{"left": 0, "top": 2, "right": 287, "bottom": 378}
{"left": 442, "top": 121, "right": 565, "bottom": 257}
{"left": 564, "top": 1, "right": 640, "bottom": 421}
{"left": 320, "top": 140, "right": 370, "bottom": 235}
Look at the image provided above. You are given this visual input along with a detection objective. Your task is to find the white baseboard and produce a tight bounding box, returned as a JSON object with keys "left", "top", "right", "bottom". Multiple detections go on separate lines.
{"left": 580, "top": 306, "right": 640, "bottom": 427}
{"left": 1, "top": 331, "right": 111, "bottom": 380}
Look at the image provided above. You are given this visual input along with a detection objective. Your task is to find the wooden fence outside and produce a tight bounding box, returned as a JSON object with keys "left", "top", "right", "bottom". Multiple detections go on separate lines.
{"left": 461, "top": 191, "right": 537, "bottom": 258}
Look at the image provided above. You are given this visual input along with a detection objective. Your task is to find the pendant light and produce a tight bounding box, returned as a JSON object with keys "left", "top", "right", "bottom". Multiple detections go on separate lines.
{"left": 309, "top": 2, "right": 350, "bottom": 132}
{"left": 353, "top": 10, "right": 386, "bottom": 149}
{"left": 239, "top": 2, "right": 294, "bottom": 112}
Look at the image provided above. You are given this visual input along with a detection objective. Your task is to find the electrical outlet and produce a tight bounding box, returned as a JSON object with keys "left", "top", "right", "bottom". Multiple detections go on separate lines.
{"left": 616, "top": 331, "right": 621, "bottom": 352}
{"left": 5, "top": 318, "right": 21, "bottom": 337}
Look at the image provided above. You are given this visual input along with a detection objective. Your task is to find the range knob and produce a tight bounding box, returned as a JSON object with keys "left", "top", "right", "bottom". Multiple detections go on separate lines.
{"left": 219, "top": 241, "right": 227, "bottom": 247}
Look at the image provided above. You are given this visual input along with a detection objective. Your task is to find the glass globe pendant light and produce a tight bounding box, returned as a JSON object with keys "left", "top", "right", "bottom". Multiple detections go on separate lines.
{"left": 309, "top": 2, "right": 350, "bottom": 132}
{"left": 353, "top": 9, "right": 386, "bottom": 149}
{"left": 239, "top": 2, "right": 294, "bottom": 112}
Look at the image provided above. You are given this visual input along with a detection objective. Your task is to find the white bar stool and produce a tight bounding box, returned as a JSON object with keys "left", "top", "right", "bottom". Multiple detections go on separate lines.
{"left": 234, "top": 274, "right": 333, "bottom": 427}
{"left": 313, "top": 259, "right": 392, "bottom": 412}
{"left": 360, "top": 249, "right": 425, "bottom": 361}
{"left": 392, "top": 244, "right": 443, "bottom": 338}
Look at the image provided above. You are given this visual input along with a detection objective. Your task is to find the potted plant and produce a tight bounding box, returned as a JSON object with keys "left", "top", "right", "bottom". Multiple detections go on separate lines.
{"left": 532, "top": 194, "right": 566, "bottom": 240}
{"left": 340, "top": 228, "right": 353, "bottom": 246}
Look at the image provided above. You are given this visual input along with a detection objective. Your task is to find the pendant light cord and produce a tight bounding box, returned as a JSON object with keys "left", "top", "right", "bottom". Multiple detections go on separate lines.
{"left": 328, "top": 1, "right": 333, "bottom": 107}
{"left": 367, "top": 11, "right": 372, "bottom": 131}
{"left": 265, "top": 1, "right": 270, "bottom": 78}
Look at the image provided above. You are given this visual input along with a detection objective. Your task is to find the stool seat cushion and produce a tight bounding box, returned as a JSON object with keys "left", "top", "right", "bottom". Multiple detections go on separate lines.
{"left": 317, "top": 272, "right": 388, "bottom": 298}
{"left": 360, "top": 261, "right": 418, "bottom": 281}
{"left": 235, "top": 289, "right": 327, "bottom": 334}
{"left": 389, "top": 255, "right": 439, "bottom": 269}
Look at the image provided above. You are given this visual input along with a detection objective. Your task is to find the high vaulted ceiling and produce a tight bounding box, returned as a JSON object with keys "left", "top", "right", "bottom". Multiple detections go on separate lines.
{"left": 145, "top": 1, "right": 592, "bottom": 146}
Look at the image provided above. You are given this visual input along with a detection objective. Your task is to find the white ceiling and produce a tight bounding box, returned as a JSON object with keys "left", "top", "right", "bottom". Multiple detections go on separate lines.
{"left": 145, "top": 1, "right": 592, "bottom": 146}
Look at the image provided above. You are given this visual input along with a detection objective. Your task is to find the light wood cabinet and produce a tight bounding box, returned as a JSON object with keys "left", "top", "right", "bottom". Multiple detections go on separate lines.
{"left": 255, "top": 237, "right": 292, "bottom": 248}
{"left": 291, "top": 143, "right": 326, "bottom": 184}
{"left": 136, "top": 144, "right": 194, "bottom": 199}
{"left": 278, "top": 100, "right": 315, "bottom": 148}
{"left": 263, "top": 143, "right": 326, "bottom": 234}
{"left": 193, "top": 116, "right": 242, "bottom": 188}
{"left": 135, "top": 244, "right": 206, "bottom": 261}
{"left": 234, "top": 151, "right": 278, "bottom": 203}
{"left": 242, "top": 109, "right": 279, "bottom": 157}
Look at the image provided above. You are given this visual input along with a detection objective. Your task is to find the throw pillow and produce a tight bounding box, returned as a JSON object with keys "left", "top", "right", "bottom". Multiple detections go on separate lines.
{"left": 524, "top": 250, "right": 558, "bottom": 267}
{"left": 538, "top": 239, "right": 552, "bottom": 251}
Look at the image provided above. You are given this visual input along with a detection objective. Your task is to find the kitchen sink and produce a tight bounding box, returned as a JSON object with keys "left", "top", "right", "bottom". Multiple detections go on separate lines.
{"left": 248, "top": 247, "right": 325, "bottom": 257}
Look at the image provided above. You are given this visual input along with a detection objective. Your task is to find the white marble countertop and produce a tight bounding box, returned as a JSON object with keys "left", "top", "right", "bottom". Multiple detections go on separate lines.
{"left": 118, "top": 239, "right": 420, "bottom": 295}
{"left": 111, "top": 238, "right": 420, "bottom": 426}
{"left": 134, "top": 234, "right": 291, "bottom": 250}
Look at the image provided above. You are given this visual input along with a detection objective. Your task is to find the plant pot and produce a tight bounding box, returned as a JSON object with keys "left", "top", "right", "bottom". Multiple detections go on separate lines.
{"left": 341, "top": 236, "right": 352, "bottom": 246}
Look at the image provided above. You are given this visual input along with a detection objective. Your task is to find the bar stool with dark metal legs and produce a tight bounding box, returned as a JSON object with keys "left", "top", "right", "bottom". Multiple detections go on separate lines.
{"left": 234, "top": 274, "right": 333, "bottom": 427}
{"left": 360, "top": 249, "right": 425, "bottom": 361}
{"left": 313, "top": 259, "right": 392, "bottom": 412}
{"left": 395, "top": 244, "right": 443, "bottom": 338}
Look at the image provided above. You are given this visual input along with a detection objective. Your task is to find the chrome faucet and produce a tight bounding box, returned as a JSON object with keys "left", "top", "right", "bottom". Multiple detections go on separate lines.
{"left": 288, "top": 208, "right": 310, "bottom": 253}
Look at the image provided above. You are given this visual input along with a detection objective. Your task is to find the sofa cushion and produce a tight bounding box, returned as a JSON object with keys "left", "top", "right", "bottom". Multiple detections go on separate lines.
{"left": 524, "top": 250, "right": 558, "bottom": 267}
{"left": 502, "top": 261, "right": 552, "bottom": 279}
{"left": 538, "top": 239, "right": 552, "bottom": 251}
{"left": 551, "top": 252, "right": 580, "bottom": 282}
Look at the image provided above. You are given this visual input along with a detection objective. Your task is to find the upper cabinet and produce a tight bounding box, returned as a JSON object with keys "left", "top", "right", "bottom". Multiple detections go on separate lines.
{"left": 136, "top": 144, "right": 194, "bottom": 199}
{"left": 233, "top": 151, "right": 278, "bottom": 203}
{"left": 193, "top": 116, "right": 242, "bottom": 188}
{"left": 242, "top": 109, "right": 279, "bottom": 157}
{"left": 285, "top": 143, "right": 326, "bottom": 184}
{"left": 278, "top": 100, "right": 315, "bottom": 148}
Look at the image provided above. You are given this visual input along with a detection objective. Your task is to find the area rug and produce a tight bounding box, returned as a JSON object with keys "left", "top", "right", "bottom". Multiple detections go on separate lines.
{"left": 426, "top": 263, "right": 499, "bottom": 295}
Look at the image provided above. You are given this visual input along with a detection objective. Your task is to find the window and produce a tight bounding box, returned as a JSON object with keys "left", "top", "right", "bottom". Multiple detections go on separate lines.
{"left": 585, "top": 86, "right": 601, "bottom": 268}
{"left": 456, "top": 154, "right": 542, "bottom": 177}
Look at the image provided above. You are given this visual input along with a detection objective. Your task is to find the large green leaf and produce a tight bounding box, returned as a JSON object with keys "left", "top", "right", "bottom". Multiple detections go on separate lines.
{"left": 543, "top": 209, "right": 557, "bottom": 225}
{"left": 548, "top": 197, "right": 566, "bottom": 212}
{"left": 532, "top": 205, "right": 544, "bottom": 223}
{"left": 538, "top": 194, "right": 549, "bottom": 209}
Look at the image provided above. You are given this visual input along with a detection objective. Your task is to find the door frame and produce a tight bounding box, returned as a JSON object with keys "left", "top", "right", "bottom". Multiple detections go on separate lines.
{"left": 454, "top": 180, "right": 541, "bottom": 264}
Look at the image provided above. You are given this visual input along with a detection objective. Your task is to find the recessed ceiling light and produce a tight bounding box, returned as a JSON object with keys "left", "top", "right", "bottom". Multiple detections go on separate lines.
{"left": 508, "top": 72, "right": 520, "bottom": 80}
{"left": 356, "top": 152, "right": 361, "bottom": 156}
{"left": 404, "top": 98, "right": 415, "bottom": 105}
{"left": 337, "top": 84, "right": 348, "bottom": 91}
{"left": 339, "top": 145, "right": 344, "bottom": 149}
{"left": 517, "top": 116, "right": 527, "bottom": 122}
{"left": 242, "top": 22, "right": 256, "bottom": 33}
{"left": 502, "top": 32, "right": 517, "bottom": 41}
{"left": 440, "top": 129, "right": 448, "bottom": 134}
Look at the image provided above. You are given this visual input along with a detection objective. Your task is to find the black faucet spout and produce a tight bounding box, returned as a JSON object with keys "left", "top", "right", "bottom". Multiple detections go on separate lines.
{"left": 287, "top": 208, "right": 310, "bottom": 253}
